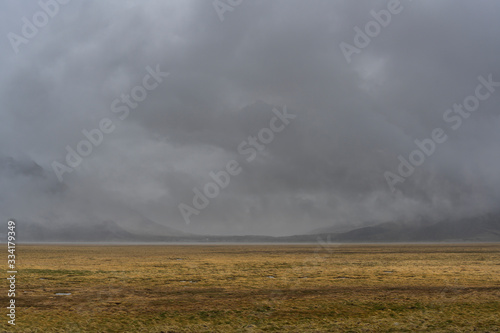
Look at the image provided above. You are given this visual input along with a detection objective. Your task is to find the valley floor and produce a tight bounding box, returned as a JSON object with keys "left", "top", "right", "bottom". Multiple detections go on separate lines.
{"left": 2, "top": 244, "right": 500, "bottom": 332}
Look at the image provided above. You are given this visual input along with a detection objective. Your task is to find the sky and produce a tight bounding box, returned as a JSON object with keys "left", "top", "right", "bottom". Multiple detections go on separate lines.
{"left": 0, "top": 0, "right": 499, "bottom": 237}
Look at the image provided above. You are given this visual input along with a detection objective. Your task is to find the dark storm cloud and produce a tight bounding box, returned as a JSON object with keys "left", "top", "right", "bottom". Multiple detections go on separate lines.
{"left": 1, "top": 0, "right": 499, "bottom": 236}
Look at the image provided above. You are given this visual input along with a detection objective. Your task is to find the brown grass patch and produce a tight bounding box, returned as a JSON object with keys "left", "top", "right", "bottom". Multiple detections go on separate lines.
{"left": 1, "top": 244, "right": 499, "bottom": 332}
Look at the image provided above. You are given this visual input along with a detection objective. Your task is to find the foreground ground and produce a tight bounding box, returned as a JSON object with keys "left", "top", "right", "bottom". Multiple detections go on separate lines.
{"left": 1, "top": 243, "right": 499, "bottom": 332}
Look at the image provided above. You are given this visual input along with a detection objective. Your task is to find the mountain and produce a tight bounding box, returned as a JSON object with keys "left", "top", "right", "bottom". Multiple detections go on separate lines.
{"left": 310, "top": 213, "right": 500, "bottom": 242}
{"left": 3, "top": 213, "right": 500, "bottom": 243}
{"left": 5, "top": 215, "right": 191, "bottom": 243}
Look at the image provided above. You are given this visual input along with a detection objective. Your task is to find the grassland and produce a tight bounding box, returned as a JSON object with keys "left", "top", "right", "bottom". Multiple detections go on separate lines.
{"left": 1, "top": 244, "right": 499, "bottom": 332}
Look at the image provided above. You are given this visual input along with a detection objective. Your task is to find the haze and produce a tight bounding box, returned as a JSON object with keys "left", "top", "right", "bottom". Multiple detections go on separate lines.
{"left": 1, "top": 0, "right": 499, "bottom": 237}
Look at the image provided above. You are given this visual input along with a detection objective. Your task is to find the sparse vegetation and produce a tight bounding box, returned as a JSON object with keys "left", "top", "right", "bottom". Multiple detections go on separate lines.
{"left": 2, "top": 244, "right": 499, "bottom": 332}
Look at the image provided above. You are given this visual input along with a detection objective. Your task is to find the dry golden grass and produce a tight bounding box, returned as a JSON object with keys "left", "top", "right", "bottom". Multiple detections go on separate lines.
{"left": 1, "top": 244, "right": 499, "bottom": 332}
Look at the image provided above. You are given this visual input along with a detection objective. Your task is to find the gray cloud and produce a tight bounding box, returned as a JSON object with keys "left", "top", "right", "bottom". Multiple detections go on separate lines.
{"left": 1, "top": 0, "right": 499, "bottom": 236}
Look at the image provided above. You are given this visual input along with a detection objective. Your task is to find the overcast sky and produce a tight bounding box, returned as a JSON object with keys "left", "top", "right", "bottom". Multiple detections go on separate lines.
{"left": 1, "top": 0, "right": 499, "bottom": 236}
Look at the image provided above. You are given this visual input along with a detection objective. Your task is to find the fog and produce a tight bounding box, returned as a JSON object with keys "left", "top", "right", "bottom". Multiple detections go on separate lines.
{"left": 1, "top": 0, "right": 499, "bottom": 236}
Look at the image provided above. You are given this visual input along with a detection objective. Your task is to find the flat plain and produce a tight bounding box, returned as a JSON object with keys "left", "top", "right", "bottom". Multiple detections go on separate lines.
{"left": 1, "top": 244, "right": 499, "bottom": 332}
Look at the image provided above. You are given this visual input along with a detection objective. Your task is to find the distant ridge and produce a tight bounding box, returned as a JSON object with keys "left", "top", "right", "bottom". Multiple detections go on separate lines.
{"left": 307, "top": 213, "right": 500, "bottom": 243}
{"left": 5, "top": 213, "right": 500, "bottom": 243}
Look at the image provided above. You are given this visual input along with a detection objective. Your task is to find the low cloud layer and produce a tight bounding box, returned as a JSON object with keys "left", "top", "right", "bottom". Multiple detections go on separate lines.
{"left": 1, "top": 0, "right": 499, "bottom": 236}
